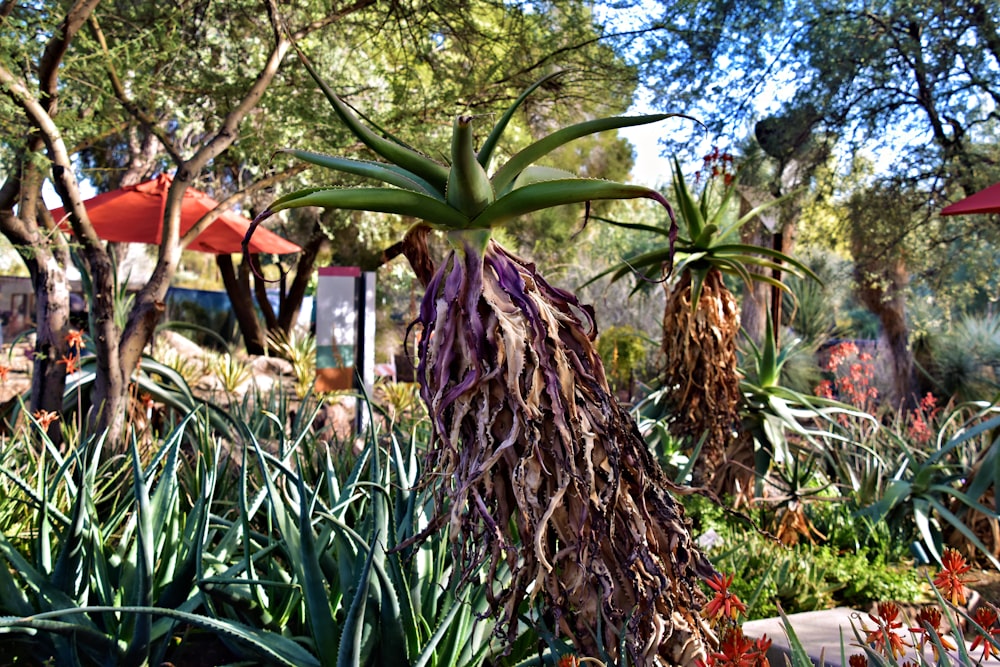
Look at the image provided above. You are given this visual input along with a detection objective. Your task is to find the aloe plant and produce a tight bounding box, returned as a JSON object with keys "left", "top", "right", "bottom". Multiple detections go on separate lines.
{"left": 246, "top": 56, "right": 716, "bottom": 665}
{"left": 222, "top": 411, "right": 547, "bottom": 667}
{"left": 740, "top": 314, "right": 874, "bottom": 497}
{"left": 0, "top": 381, "right": 536, "bottom": 666}
{"left": 0, "top": 415, "right": 228, "bottom": 665}
{"left": 592, "top": 156, "right": 820, "bottom": 491}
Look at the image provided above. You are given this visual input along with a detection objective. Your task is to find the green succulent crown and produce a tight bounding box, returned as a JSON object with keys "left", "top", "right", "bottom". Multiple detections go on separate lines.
{"left": 590, "top": 157, "right": 821, "bottom": 309}
{"left": 245, "top": 52, "right": 688, "bottom": 251}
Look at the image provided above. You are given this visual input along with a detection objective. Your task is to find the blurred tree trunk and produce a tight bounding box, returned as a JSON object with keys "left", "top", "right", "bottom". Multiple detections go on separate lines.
{"left": 737, "top": 191, "right": 774, "bottom": 346}
{"left": 848, "top": 182, "right": 920, "bottom": 410}
{"left": 277, "top": 221, "right": 325, "bottom": 332}
{"left": 217, "top": 219, "right": 324, "bottom": 354}
{"left": 853, "top": 256, "right": 917, "bottom": 409}
{"left": 218, "top": 254, "right": 267, "bottom": 354}
{"left": 0, "top": 6, "right": 95, "bottom": 431}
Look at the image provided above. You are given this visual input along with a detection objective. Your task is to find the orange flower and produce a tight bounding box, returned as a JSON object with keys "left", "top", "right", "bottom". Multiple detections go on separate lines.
{"left": 65, "top": 329, "right": 85, "bottom": 352}
{"left": 749, "top": 635, "right": 771, "bottom": 667}
{"left": 58, "top": 353, "right": 79, "bottom": 374}
{"left": 708, "top": 626, "right": 758, "bottom": 666}
{"left": 33, "top": 410, "right": 59, "bottom": 430}
{"left": 933, "top": 548, "right": 973, "bottom": 606}
{"left": 862, "top": 602, "right": 911, "bottom": 660}
{"left": 970, "top": 605, "right": 1000, "bottom": 661}
{"left": 556, "top": 656, "right": 578, "bottom": 667}
{"left": 704, "top": 572, "right": 748, "bottom": 622}
{"left": 910, "top": 606, "right": 955, "bottom": 659}
{"left": 0, "top": 365, "right": 9, "bottom": 383}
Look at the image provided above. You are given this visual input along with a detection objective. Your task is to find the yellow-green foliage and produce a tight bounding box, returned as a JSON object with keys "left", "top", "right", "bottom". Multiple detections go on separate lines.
{"left": 596, "top": 324, "right": 652, "bottom": 389}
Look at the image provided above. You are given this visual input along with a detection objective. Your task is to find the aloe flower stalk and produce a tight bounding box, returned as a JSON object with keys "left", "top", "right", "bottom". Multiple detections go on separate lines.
{"left": 247, "top": 57, "right": 715, "bottom": 665}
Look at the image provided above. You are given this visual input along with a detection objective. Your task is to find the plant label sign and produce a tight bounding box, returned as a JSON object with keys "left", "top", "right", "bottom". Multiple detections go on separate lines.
{"left": 315, "top": 266, "right": 375, "bottom": 394}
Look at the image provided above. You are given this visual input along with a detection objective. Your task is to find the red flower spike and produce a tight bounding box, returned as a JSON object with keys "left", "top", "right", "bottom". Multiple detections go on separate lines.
{"left": 970, "top": 605, "right": 1000, "bottom": 661}
{"left": 704, "top": 572, "right": 748, "bottom": 622}
{"left": 556, "top": 655, "right": 579, "bottom": 667}
{"left": 910, "top": 606, "right": 956, "bottom": 659}
{"left": 750, "top": 635, "right": 772, "bottom": 667}
{"left": 58, "top": 353, "right": 79, "bottom": 374}
{"left": 709, "top": 627, "right": 758, "bottom": 666}
{"left": 933, "top": 548, "right": 973, "bottom": 606}
{"left": 33, "top": 410, "right": 59, "bottom": 430}
{"left": 65, "top": 329, "right": 85, "bottom": 351}
{"left": 848, "top": 655, "right": 867, "bottom": 667}
{"left": 862, "top": 602, "right": 911, "bottom": 660}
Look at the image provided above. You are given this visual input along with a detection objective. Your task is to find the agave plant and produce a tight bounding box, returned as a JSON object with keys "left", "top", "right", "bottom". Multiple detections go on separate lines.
{"left": 595, "top": 155, "right": 819, "bottom": 491}
{"left": 247, "top": 57, "right": 715, "bottom": 665}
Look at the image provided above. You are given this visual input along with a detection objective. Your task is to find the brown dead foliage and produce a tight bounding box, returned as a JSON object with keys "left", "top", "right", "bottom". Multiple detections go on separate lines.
{"left": 660, "top": 268, "right": 743, "bottom": 489}
{"left": 414, "top": 240, "right": 716, "bottom": 665}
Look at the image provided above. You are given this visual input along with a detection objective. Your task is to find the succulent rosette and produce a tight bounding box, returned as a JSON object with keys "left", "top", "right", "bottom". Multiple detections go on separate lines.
{"left": 248, "top": 58, "right": 715, "bottom": 665}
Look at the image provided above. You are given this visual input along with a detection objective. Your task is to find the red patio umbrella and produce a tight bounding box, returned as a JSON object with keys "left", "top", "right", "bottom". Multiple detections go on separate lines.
{"left": 940, "top": 181, "right": 1000, "bottom": 216}
{"left": 49, "top": 174, "right": 301, "bottom": 254}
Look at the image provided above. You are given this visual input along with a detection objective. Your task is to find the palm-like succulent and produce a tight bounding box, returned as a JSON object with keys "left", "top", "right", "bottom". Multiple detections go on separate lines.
{"left": 247, "top": 56, "right": 715, "bottom": 665}
{"left": 597, "top": 157, "right": 819, "bottom": 490}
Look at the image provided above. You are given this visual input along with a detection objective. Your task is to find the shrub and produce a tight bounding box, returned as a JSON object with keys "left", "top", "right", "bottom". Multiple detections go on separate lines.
{"left": 596, "top": 324, "right": 654, "bottom": 396}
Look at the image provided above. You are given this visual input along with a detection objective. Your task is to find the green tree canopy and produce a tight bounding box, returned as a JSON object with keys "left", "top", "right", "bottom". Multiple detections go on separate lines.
{"left": 0, "top": 0, "right": 644, "bottom": 438}
{"left": 613, "top": 0, "right": 1000, "bottom": 192}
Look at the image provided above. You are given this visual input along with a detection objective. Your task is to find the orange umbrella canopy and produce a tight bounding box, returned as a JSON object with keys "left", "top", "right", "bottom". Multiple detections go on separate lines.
{"left": 50, "top": 174, "right": 301, "bottom": 254}
{"left": 941, "top": 182, "right": 1000, "bottom": 216}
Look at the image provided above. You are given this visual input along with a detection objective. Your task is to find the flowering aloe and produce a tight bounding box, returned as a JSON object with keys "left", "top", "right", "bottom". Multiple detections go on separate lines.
{"left": 910, "top": 606, "right": 955, "bottom": 660}
{"left": 861, "top": 602, "right": 911, "bottom": 660}
{"left": 248, "top": 58, "right": 715, "bottom": 665}
{"left": 933, "top": 548, "right": 973, "bottom": 606}
{"left": 703, "top": 572, "right": 748, "bottom": 623}
{"left": 970, "top": 605, "right": 1000, "bottom": 661}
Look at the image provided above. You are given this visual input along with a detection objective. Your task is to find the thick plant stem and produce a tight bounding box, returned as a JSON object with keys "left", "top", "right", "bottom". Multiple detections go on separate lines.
{"left": 416, "top": 236, "right": 715, "bottom": 665}
{"left": 661, "top": 269, "right": 742, "bottom": 490}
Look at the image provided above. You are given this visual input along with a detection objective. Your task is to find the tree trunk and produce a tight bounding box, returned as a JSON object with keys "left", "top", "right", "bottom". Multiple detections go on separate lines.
{"left": 26, "top": 252, "right": 71, "bottom": 437}
{"left": 251, "top": 258, "right": 279, "bottom": 331}
{"left": 74, "top": 228, "right": 132, "bottom": 442}
{"left": 217, "top": 254, "right": 267, "bottom": 354}
{"left": 854, "top": 258, "right": 917, "bottom": 410}
{"left": 277, "top": 222, "right": 325, "bottom": 332}
{"left": 738, "top": 215, "right": 770, "bottom": 346}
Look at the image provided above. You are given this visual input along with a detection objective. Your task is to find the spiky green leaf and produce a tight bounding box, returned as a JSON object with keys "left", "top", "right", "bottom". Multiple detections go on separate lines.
{"left": 294, "top": 48, "right": 449, "bottom": 189}
{"left": 473, "top": 178, "right": 671, "bottom": 229}
{"left": 492, "top": 114, "right": 690, "bottom": 194}
{"left": 263, "top": 187, "right": 468, "bottom": 229}
{"left": 282, "top": 150, "right": 444, "bottom": 198}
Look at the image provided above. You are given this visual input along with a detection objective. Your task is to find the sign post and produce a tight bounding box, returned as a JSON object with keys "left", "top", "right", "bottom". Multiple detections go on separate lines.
{"left": 315, "top": 267, "right": 376, "bottom": 429}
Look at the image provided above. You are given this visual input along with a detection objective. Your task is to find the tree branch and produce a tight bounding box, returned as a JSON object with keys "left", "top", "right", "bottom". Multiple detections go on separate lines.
{"left": 289, "top": 0, "right": 378, "bottom": 40}
{"left": 0, "top": 63, "right": 103, "bottom": 251}
{"left": 494, "top": 24, "right": 664, "bottom": 85}
{"left": 88, "top": 14, "right": 184, "bottom": 164}
{"left": 37, "top": 0, "right": 102, "bottom": 111}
